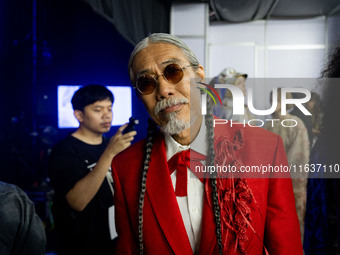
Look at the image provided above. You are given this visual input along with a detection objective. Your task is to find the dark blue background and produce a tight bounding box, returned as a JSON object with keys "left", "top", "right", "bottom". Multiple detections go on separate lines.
{"left": 0, "top": 0, "right": 149, "bottom": 188}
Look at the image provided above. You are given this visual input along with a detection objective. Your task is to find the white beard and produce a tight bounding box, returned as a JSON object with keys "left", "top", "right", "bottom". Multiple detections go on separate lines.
{"left": 159, "top": 111, "right": 190, "bottom": 135}
{"left": 154, "top": 97, "right": 200, "bottom": 135}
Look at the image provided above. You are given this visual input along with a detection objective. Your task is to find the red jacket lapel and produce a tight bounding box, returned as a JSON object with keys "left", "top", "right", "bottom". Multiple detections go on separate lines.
{"left": 146, "top": 134, "right": 193, "bottom": 255}
{"left": 199, "top": 186, "right": 217, "bottom": 255}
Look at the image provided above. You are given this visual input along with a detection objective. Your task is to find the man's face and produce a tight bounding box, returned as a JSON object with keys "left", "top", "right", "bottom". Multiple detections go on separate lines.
{"left": 75, "top": 98, "right": 113, "bottom": 135}
{"left": 131, "top": 43, "right": 205, "bottom": 135}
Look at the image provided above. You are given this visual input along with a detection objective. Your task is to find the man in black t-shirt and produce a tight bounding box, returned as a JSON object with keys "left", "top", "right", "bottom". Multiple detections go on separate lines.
{"left": 48, "top": 84, "right": 136, "bottom": 255}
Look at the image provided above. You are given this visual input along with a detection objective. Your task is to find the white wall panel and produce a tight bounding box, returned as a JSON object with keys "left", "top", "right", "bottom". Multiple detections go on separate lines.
{"left": 328, "top": 17, "right": 340, "bottom": 49}
{"left": 267, "top": 18, "right": 326, "bottom": 45}
{"left": 209, "top": 21, "right": 265, "bottom": 45}
{"left": 171, "top": 4, "right": 331, "bottom": 109}
{"left": 209, "top": 21, "right": 265, "bottom": 78}
{"left": 268, "top": 49, "right": 326, "bottom": 78}
{"left": 171, "top": 2, "right": 208, "bottom": 72}
{"left": 171, "top": 4, "right": 206, "bottom": 36}
{"left": 181, "top": 38, "right": 205, "bottom": 67}
{"left": 208, "top": 18, "right": 326, "bottom": 79}
{"left": 208, "top": 43, "right": 255, "bottom": 78}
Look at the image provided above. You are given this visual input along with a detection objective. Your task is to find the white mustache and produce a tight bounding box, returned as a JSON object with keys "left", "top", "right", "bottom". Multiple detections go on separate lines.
{"left": 154, "top": 98, "right": 189, "bottom": 115}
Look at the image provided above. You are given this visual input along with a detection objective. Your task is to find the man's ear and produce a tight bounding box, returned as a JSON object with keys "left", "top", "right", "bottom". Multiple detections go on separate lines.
{"left": 74, "top": 110, "right": 84, "bottom": 123}
{"left": 196, "top": 64, "right": 205, "bottom": 80}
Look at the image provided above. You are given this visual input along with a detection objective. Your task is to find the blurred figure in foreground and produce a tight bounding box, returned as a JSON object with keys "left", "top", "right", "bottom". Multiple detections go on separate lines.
{"left": 0, "top": 181, "right": 46, "bottom": 255}
{"left": 306, "top": 92, "right": 322, "bottom": 148}
{"left": 304, "top": 45, "right": 340, "bottom": 255}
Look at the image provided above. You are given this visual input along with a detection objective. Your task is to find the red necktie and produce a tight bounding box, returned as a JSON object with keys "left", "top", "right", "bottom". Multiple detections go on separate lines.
{"left": 168, "top": 149, "right": 206, "bottom": 197}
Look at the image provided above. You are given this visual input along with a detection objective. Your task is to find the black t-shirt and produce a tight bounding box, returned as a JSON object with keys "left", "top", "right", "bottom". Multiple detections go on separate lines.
{"left": 48, "top": 134, "right": 114, "bottom": 255}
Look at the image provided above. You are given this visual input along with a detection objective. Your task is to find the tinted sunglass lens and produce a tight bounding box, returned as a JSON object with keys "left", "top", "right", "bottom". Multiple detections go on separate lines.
{"left": 137, "top": 75, "right": 156, "bottom": 94}
{"left": 164, "top": 64, "right": 184, "bottom": 84}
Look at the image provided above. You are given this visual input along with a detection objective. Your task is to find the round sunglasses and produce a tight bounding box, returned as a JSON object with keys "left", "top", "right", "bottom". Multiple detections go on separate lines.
{"left": 135, "top": 63, "right": 192, "bottom": 95}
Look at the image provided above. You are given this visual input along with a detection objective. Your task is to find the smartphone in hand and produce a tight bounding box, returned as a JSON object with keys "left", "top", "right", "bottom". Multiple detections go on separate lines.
{"left": 123, "top": 117, "right": 139, "bottom": 134}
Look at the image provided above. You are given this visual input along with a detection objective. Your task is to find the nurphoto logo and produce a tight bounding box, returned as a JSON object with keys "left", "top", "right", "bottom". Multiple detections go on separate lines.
{"left": 198, "top": 82, "right": 312, "bottom": 128}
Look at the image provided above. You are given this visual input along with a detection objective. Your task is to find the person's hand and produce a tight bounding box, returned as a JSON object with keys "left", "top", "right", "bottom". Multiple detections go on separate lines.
{"left": 107, "top": 124, "right": 137, "bottom": 157}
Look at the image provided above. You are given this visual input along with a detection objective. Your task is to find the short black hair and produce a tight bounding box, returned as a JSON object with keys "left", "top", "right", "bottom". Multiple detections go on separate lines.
{"left": 71, "top": 84, "right": 114, "bottom": 111}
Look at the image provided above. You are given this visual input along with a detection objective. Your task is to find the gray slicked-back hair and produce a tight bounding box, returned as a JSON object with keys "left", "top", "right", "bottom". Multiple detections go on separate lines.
{"left": 128, "top": 33, "right": 200, "bottom": 85}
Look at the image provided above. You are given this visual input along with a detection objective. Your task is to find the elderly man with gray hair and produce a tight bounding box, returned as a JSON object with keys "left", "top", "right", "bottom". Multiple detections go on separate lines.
{"left": 112, "top": 33, "right": 302, "bottom": 255}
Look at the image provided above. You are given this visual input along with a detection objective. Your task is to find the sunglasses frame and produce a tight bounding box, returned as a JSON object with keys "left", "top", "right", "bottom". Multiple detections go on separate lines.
{"left": 134, "top": 63, "right": 192, "bottom": 95}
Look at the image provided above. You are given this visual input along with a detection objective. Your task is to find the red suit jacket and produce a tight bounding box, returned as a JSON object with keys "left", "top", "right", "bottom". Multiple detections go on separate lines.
{"left": 112, "top": 122, "right": 303, "bottom": 255}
